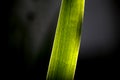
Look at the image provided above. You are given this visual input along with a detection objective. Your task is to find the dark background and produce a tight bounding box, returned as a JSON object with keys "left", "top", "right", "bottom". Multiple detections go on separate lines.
{"left": 5, "top": 0, "right": 120, "bottom": 79}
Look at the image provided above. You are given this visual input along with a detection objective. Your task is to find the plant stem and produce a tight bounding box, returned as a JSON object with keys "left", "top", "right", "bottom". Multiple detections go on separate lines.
{"left": 46, "top": 0, "right": 85, "bottom": 79}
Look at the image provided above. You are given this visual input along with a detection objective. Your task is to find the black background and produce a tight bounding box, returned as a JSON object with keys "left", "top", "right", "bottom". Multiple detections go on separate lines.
{"left": 4, "top": 0, "right": 120, "bottom": 79}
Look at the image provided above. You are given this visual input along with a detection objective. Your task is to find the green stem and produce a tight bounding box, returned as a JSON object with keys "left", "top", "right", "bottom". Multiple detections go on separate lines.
{"left": 46, "top": 0, "right": 85, "bottom": 79}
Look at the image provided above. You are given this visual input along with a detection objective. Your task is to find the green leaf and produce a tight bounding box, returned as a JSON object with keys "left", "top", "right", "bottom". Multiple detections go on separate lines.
{"left": 46, "top": 0, "right": 85, "bottom": 79}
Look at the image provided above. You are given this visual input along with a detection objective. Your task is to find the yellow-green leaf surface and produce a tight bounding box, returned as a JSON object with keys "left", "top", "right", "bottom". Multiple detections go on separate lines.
{"left": 46, "top": 0, "right": 85, "bottom": 79}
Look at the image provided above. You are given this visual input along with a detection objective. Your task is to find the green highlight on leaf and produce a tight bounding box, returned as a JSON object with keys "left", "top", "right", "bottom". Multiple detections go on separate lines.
{"left": 46, "top": 0, "right": 85, "bottom": 79}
